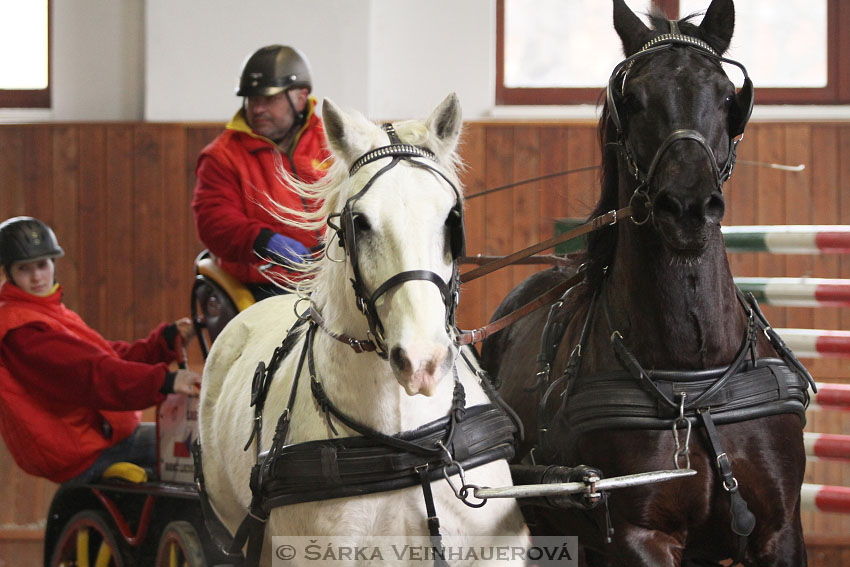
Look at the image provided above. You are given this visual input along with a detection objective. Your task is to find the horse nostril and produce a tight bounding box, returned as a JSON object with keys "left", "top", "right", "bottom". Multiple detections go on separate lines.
{"left": 390, "top": 346, "right": 412, "bottom": 374}
{"left": 654, "top": 192, "right": 683, "bottom": 219}
{"left": 704, "top": 192, "right": 725, "bottom": 222}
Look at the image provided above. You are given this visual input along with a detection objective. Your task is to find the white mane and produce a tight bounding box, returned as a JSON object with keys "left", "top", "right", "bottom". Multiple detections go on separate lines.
{"left": 262, "top": 103, "right": 465, "bottom": 295}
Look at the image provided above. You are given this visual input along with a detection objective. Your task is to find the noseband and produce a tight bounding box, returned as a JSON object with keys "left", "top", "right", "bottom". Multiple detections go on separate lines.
{"left": 607, "top": 24, "right": 754, "bottom": 225}
{"left": 325, "top": 123, "right": 465, "bottom": 358}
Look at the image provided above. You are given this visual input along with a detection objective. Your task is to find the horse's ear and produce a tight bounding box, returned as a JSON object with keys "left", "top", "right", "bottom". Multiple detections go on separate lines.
{"left": 425, "top": 93, "right": 462, "bottom": 161}
{"left": 698, "top": 0, "right": 735, "bottom": 55}
{"left": 321, "top": 98, "right": 372, "bottom": 165}
{"left": 613, "top": 0, "right": 652, "bottom": 56}
{"left": 321, "top": 98, "right": 352, "bottom": 161}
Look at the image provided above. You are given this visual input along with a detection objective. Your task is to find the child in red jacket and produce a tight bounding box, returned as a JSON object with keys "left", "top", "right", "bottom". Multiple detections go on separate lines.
{"left": 0, "top": 216, "right": 202, "bottom": 484}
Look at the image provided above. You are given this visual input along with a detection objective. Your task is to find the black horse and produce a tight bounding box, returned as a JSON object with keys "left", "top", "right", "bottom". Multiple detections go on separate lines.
{"left": 481, "top": 1, "right": 812, "bottom": 565}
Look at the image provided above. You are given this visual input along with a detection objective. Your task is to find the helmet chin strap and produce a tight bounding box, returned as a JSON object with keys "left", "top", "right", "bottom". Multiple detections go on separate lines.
{"left": 275, "top": 89, "right": 307, "bottom": 149}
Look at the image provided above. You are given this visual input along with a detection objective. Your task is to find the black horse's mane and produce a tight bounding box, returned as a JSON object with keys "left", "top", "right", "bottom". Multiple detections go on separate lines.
{"left": 576, "top": 11, "right": 706, "bottom": 298}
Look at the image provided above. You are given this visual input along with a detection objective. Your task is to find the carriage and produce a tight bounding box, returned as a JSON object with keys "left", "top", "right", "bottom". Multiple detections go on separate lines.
{"left": 40, "top": 1, "right": 819, "bottom": 566}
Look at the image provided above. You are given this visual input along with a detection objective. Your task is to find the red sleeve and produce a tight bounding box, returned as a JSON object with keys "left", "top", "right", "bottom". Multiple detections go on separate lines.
{"left": 192, "top": 153, "right": 269, "bottom": 263}
{"left": 1, "top": 323, "right": 168, "bottom": 411}
{"left": 109, "top": 322, "right": 178, "bottom": 365}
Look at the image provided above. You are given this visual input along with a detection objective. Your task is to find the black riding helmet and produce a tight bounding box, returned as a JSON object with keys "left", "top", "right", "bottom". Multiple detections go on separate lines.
{"left": 0, "top": 216, "right": 64, "bottom": 276}
{"left": 236, "top": 45, "right": 312, "bottom": 97}
{"left": 237, "top": 45, "right": 313, "bottom": 143}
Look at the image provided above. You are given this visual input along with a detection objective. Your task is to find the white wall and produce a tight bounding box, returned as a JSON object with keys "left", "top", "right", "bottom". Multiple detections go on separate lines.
{"left": 145, "top": 0, "right": 494, "bottom": 122}
{"left": 145, "top": 1, "right": 372, "bottom": 121}
{"left": 0, "top": 0, "right": 145, "bottom": 122}
{"left": 1, "top": 1, "right": 847, "bottom": 123}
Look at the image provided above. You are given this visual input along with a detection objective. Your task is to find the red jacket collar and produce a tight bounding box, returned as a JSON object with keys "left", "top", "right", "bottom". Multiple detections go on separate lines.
{"left": 0, "top": 281, "right": 62, "bottom": 307}
{"left": 226, "top": 95, "right": 320, "bottom": 153}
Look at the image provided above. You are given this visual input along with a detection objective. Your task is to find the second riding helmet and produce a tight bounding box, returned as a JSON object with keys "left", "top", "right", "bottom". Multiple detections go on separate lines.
{"left": 0, "top": 216, "right": 64, "bottom": 272}
{"left": 236, "top": 45, "right": 312, "bottom": 97}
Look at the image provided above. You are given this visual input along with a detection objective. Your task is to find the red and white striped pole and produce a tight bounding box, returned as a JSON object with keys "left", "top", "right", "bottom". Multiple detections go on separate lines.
{"left": 723, "top": 225, "right": 850, "bottom": 254}
{"left": 735, "top": 278, "right": 850, "bottom": 307}
{"left": 812, "top": 383, "right": 850, "bottom": 410}
{"left": 801, "top": 484, "right": 850, "bottom": 514}
{"left": 803, "top": 432, "right": 850, "bottom": 462}
{"left": 778, "top": 329, "right": 850, "bottom": 358}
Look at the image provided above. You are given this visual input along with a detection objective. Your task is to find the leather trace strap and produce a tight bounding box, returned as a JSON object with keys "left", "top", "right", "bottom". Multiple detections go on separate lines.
{"left": 460, "top": 206, "right": 631, "bottom": 283}
{"left": 455, "top": 272, "right": 581, "bottom": 347}
{"left": 454, "top": 206, "right": 632, "bottom": 347}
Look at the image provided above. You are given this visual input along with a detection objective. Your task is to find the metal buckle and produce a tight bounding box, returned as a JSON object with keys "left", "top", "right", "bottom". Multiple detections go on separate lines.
{"left": 672, "top": 392, "right": 691, "bottom": 470}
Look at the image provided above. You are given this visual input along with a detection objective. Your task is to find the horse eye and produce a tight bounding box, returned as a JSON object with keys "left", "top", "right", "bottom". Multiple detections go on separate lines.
{"left": 352, "top": 214, "right": 371, "bottom": 233}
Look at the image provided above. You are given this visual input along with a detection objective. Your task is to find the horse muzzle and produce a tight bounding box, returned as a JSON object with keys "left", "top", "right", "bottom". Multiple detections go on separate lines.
{"left": 390, "top": 341, "right": 453, "bottom": 396}
{"left": 650, "top": 187, "right": 724, "bottom": 253}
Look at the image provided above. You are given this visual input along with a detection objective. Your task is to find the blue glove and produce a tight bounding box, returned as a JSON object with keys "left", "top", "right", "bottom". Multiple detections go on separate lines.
{"left": 265, "top": 233, "right": 310, "bottom": 264}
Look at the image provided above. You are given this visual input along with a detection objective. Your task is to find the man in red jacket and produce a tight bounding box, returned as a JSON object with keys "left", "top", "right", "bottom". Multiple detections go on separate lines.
{"left": 192, "top": 45, "right": 329, "bottom": 300}
{"left": 0, "top": 216, "right": 202, "bottom": 484}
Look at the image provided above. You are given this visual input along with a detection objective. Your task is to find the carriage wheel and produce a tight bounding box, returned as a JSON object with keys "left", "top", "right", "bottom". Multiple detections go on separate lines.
{"left": 50, "top": 509, "right": 129, "bottom": 567}
{"left": 154, "top": 521, "right": 206, "bottom": 567}
{"left": 191, "top": 276, "right": 238, "bottom": 359}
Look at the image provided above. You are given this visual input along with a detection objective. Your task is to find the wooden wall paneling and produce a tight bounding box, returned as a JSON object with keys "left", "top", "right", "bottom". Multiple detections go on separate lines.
{"left": 105, "top": 126, "right": 136, "bottom": 341}
{"left": 783, "top": 125, "right": 815, "bottom": 334}
{"left": 51, "top": 126, "right": 80, "bottom": 311}
{"left": 77, "top": 126, "right": 109, "bottom": 332}
{"left": 725, "top": 128, "right": 759, "bottom": 279}
{"left": 483, "top": 126, "right": 516, "bottom": 322}
{"left": 809, "top": 125, "right": 843, "bottom": 381}
{"left": 457, "top": 123, "right": 488, "bottom": 330}
{"left": 23, "top": 127, "right": 55, "bottom": 231}
{"left": 184, "top": 125, "right": 222, "bottom": 253}
{"left": 132, "top": 126, "right": 167, "bottom": 339}
{"left": 160, "top": 125, "right": 192, "bottom": 322}
{"left": 536, "top": 126, "right": 569, "bottom": 243}
{"left": 0, "top": 542, "right": 42, "bottom": 567}
{"left": 0, "top": 445, "right": 14, "bottom": 528}
{"left": 753, "top": 125, "right": 787, "bottom": 327}
{"left": 840, "top": 125, "right": 850, "bottom": 365}
{"left": 0, "top": 127, "right": 25, "bottom": 219}
{"left": 565, "top": 125, "right": 600, "bottom": 222}
{"left": 511, "top": 126, "right": 540, "bottom": 286}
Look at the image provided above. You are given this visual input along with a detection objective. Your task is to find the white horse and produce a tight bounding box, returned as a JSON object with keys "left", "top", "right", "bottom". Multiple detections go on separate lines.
{"left": 199, "top": 94, "right": 529, "bottom": 566}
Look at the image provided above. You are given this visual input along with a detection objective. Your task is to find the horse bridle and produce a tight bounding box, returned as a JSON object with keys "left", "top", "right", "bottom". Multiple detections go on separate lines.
{"left": 607, "top": 24, "right": 754, "bottom": 224}
{"left": 325, "top": 123, "right": 466, "bottom": 358}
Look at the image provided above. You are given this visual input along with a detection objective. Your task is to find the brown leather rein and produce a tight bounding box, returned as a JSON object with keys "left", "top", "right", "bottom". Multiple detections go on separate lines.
{"left": 311, "top": 206, "right": 632, "bottom": 353}
{"left": 454, "top": 206, "right": 632, "bottom": 346}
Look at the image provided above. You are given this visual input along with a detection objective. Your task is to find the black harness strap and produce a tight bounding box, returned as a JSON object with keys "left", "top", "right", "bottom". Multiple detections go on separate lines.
{"left": 697, "top": 408, "right": 756, "bottom": 563}
{"left": 230, "top": 323, "right": 313, "bottom": 565}
{"left": 191, "top": 441, "right": 247, "bottom": 564}
{"left": 244, "top": 316, "right": 308, "bottom": 457}
{"left": 419, "top": 465, "right": 449, "bottom": 567}
{"left": 306, "top": 323, "right": 466, "bottom": 456}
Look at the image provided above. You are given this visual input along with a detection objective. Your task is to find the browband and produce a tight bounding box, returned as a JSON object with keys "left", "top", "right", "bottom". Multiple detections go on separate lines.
{"left": 349, "top": 144, "right": 437, "bottom": 176}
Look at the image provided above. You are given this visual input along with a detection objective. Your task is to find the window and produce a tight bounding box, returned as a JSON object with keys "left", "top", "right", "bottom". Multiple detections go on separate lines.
{"left": 498, "top": 0, "right": 850, "bottom": 105}
{"left": 0, "top": 0, "right": 50, "bottom": 108}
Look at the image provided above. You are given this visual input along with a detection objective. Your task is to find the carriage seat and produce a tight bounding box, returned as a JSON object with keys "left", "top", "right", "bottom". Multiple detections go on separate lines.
{"left": 196, "top": 255, "right": 255, "bottom": 312}
{"left": 101, "top": 462, "right": 149, "bottom": 484}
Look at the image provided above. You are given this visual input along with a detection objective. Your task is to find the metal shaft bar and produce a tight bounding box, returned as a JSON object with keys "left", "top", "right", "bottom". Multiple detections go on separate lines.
{"left": 474, "top": 468, "right": 696, "bottom": 499}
